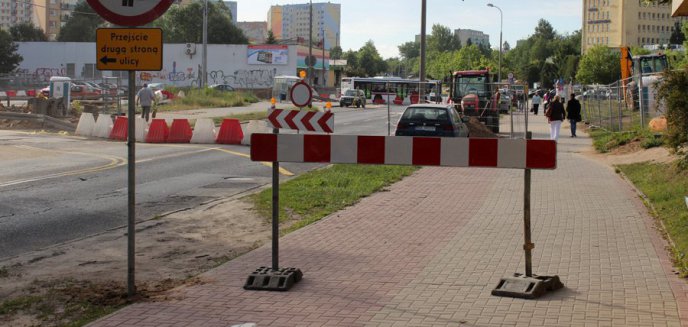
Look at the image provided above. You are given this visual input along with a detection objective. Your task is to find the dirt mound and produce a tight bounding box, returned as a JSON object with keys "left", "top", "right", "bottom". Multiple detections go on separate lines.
{"left": 0, "top": 119, "right": 46, "bottom": 130}
{"left": 465, "top": 117, "right": 496, "bottom": 138}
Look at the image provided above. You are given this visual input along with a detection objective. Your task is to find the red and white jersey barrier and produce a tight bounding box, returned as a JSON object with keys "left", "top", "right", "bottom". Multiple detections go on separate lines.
{"left": 251, "top": 134, "right": 557, "bottom": 169}
{"left": 267, "top": 109, "right": 334, "bottom": 133}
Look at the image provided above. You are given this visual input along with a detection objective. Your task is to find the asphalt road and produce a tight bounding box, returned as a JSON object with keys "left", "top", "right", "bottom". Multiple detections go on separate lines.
{"left": 0, "top": 104, "right": 406, "bottom": 259}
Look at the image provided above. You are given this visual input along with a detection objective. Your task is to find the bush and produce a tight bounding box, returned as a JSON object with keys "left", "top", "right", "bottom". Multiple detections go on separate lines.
{"left": 656, "top": 68, "right": 688, "bottom": 165}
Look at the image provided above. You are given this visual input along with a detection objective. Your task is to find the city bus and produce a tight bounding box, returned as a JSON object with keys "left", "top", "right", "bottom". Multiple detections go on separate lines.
{"left": 340, "top": 77, "right": 442, "bottom": 105}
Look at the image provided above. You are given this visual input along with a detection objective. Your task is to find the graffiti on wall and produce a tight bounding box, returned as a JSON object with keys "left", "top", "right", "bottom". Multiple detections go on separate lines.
{"left": 21, "top": 63, "right": 278, "bottom": 89}
{"left": 33, "top": 67, "right": 66, "bottom": 82}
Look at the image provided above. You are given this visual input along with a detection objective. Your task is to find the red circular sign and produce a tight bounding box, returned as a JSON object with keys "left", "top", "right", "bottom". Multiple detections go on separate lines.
{"left": 87, "top": 0, "right": 174, "bottom": 26}
{"left": 290, "top": 80, "right": 313, "bottom": 107}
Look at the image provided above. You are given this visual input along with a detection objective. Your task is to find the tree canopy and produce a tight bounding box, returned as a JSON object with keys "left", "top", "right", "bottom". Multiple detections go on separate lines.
{"left": 151, "top": 2, "right": 247, "bottom": 44}
{"left": 0, "top": 29, "right": 22, "bottom": 73}
{"left": 57, "top": 0, "right": 104, "bottom": 42}
{"left": 342, "top": 41, "right": 387, "bottom": 77}
{"left": 575, "top": 45, "right": 620, "bottom": 84}
{"left": 10, "top": 22, "right": 47, "bottom": 42}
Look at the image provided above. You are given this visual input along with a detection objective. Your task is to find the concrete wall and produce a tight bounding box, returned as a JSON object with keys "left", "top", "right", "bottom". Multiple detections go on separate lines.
{"left": 16, "top": 42, "right": 299, "bottom": 89}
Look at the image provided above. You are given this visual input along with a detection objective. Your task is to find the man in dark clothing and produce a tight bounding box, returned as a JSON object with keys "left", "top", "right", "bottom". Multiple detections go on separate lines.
{"left": 566, "top": 93, "right": 582, "bottom": 137}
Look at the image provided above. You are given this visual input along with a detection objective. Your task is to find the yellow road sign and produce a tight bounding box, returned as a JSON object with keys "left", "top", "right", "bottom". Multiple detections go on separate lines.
{"left": 96, "top": 28, "right": 163, "bottom": 71}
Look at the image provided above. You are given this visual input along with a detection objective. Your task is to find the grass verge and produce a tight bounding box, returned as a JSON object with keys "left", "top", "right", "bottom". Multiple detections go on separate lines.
{"left": 156, "top": 88, "right": 260, "bottom": 112}
{"left": 616, "top": 161, "right": 688, "bottom": 276}
{"left": 588, "top": 126, "right": 664, "bottom": 153}
{"left": 250, "top": 164, "right": 419, "bottom": 233}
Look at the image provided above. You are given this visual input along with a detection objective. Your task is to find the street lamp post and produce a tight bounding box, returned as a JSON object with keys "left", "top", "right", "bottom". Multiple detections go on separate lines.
{"left": 202, "top": 0, "right": 208, "bottom": 88}
{"left": 487, "top": 3, "right": 502, "bottom": 83}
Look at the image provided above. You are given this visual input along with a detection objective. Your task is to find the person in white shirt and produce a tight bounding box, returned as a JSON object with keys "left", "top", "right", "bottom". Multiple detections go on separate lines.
{"left": 531, "top": 93, "right": 542, "bottom": 115}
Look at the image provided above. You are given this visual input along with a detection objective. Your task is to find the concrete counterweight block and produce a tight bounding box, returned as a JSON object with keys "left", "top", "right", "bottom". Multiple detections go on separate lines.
{"left": 190, "top": 119, "right": 217, "bottom": 144}
{"left": 168, "top": 119, "right": 193, "bottom": 143}
{"left": 109, "top": 116, "right": 128, "bottom": 141}
{"left": 216, "top": 118, "right": 244, "bottom": 145}
{"left": 241, "top": 120, "right": 270, "bottom": 145}
{"left": 92, "top": 114, "right": 114, "bottom": 138}
{"left": 75, "top": 112, "right": 96, "bottom": 136}
{"left": 135, "top": 117, "right": 149, "bottom": 142}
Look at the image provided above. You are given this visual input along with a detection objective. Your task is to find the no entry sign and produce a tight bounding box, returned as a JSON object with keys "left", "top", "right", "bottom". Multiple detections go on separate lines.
{"left": 87, "top": 0, "right": 174, "bottom": 26}
{"left": 290, "top": 80, "right": 312, "bottom": 108}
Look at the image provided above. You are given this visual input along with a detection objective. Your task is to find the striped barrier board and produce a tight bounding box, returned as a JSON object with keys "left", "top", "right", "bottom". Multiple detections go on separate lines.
{"left": 267, "top": 109, "right": 334, "bottom": 133}
{"left": 250, "top": 134, "right": 557, "bottom": 169}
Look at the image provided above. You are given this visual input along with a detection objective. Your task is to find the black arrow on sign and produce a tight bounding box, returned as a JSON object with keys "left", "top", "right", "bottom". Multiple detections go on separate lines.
{"left": 122, "top": 0, "right": 134, "bottom": 6}
{"left": 100, "top": 56, "right": 117, "bottom": 65}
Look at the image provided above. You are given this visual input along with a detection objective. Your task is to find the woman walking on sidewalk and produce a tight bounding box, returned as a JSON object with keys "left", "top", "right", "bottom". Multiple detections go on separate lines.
{"left": 545, "top": 95, "right": 566, "bottom": 141}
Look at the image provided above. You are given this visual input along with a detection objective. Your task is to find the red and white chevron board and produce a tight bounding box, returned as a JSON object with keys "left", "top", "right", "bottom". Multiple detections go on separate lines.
{"left": 251, "top": 134, "right": 557, "bottom": 169}
{"left": 267, "top": 109, "right": 334, "bottom": 133}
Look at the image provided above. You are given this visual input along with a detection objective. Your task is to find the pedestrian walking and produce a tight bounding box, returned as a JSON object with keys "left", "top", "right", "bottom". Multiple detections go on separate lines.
{"left": 545, "top": 94, "right": 565, "bottom": 141}
{"left": 136, "top": 84, "right": 155, "bottom": 122}
{"left": 531, "top": 92, "right": 542, "bottom": 115}
{"left": 566, "top": 93, "right": 582, "bottom": 137}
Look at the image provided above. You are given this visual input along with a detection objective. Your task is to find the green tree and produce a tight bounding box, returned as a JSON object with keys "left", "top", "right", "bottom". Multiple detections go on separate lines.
{"left": 0, "top": 29, "right": 22, "bottom": 73}
{"left": 398, "top": 41, "right": 420, "bottom": 60}
{"left": 10, "top": 22, "right": 47, "bottom": 41}
{"left": 266, "top": 30, "right": 277, "bottom": 44}
{"left": 329, "top": 45, "right": 342, "bottom": 60}
{"left": 502, "top": 41, "right": 511, "bottom": 52}
{"left": 670, "top": 21, "right": 685, "bottom": 44}
{"left": 152, "top": 2, "right": 247, "bottom": 44}
{"left": 57, "top": 0, "right": 104, "bottom": 42}
{"left": 427, "top": 24, "right": 459, "bottom": 53}
{"left": 575, "top": 45, "right": 620, "bottom": 84}
{"left": 357, "top": 40, "right": 387, "bottom": 77}
{"left": 655, "top": 67, "right": 688, "bottom": 168}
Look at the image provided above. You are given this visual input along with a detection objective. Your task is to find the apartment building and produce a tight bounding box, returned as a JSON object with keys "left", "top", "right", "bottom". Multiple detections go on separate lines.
{"left": 0, "top": 0, "right": 32, "bottom": 31}
{"left": 454, "top": 29, "right": 490, "bottom": 47}
{"left": 582, "top": 0, "right": 687, "bottom": 52}
{"left": 267, "top": 2, "right": 341, "bottom": 50}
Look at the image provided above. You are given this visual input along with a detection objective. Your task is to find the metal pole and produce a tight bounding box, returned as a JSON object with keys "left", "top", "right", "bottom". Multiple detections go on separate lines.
{"left": 272, "top": 127, "right": 280, "bottom": 270}
{"left": 608, "top": 93, "right": 613, "bottom": 131}
{"left": 387, "top": 81, "right": 391, "bottom": 136}
{"left": 419, "top": 0, "right": 426, "bottom": 100}
{"left": 202, "top": 0, "right": 208, "bottom": 88}
{"left": 127, "top": 70, "right": 136, "bottom": 297}
{"left": 524, "top": 131, "right": 533, "bottom": 277}
{"left": 487, "top": 4, "right": 502, "bottom": 83}
{"left": 308, "top": 0, "right": 313, "bottom": 89}
{"left": 638, "top": 72, "right": 644, "bottom": 128}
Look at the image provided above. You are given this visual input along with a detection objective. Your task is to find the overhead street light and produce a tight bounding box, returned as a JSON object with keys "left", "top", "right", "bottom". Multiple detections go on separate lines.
{"left": 487, "top": 3, "right": 503, "bottom": 83}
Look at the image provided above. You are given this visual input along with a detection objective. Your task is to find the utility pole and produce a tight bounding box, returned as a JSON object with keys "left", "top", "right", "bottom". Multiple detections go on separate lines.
{"left": 419, "top": 0, "right": 426, "bottom": 100}
{"left": 201, "top": 0, "right": 208, "bottom": 88}
{"left": 308, "top": 0, "right": 313, "bottom": 88}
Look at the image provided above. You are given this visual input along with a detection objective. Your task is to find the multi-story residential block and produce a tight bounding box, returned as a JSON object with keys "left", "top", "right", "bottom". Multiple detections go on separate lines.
{"left": 267, "top": 2, "right": 341, "bottom": 50}
{"left": 0, "top": 0, "right": 32, "bottom": 31}
{"left": 454, "top": 29, "right": 490, "bottom": 47}
{"left": 582, "top": 0, "right": 688, "bottom": 52}
{"left": 237, "top": 21, "right": 267, "bottom": 44}
{"left": 223, "top": 1, "right": 237, "bottom": 24}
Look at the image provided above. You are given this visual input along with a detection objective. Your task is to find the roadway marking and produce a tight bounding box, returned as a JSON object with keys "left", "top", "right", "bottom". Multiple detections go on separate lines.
{"left": 210, "top": 147, "right": 295, "bottom": 176}
{"left": 0, "top": 144, "right": 294, "bottom": 188}
{"left": 0, "top": 145, "right": 126, "bottom": 188}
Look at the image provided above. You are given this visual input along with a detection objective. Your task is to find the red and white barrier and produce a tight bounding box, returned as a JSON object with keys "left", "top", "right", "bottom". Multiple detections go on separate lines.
{"left": 75, "top": 113, "right": 96, "bottom": 136}
{"left": 250, "top": 134, "right": 557, "bottom": 169}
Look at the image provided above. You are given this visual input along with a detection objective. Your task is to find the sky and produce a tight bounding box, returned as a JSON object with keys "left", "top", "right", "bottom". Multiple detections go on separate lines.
{"left": 236, "top": 0, "right": 583, "bottom": 59}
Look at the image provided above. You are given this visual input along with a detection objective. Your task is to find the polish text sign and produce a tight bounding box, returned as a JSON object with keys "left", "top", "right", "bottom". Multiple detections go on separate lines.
{"left": 96, "top": 28, "right": 163, "bottom": 71}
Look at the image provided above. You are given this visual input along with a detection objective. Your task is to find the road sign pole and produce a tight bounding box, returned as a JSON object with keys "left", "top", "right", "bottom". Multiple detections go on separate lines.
{"left": 272, "top": 127, "right": 279, "bottom": 271}
{"left": 127, "top": 70, "right": 136, "bottom": 297}
{"left": 523, "top": 131, "right": 533, "bottom": 277}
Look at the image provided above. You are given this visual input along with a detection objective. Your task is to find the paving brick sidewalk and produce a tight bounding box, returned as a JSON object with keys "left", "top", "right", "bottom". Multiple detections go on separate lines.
{"left": 91, "top": 116, "right": 688, "bottom": 327}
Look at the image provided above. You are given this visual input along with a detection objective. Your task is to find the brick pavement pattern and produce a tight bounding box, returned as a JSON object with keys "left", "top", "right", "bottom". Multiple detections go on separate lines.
{"left": 91, "top": 117, "right": 686, "bottom": 327}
